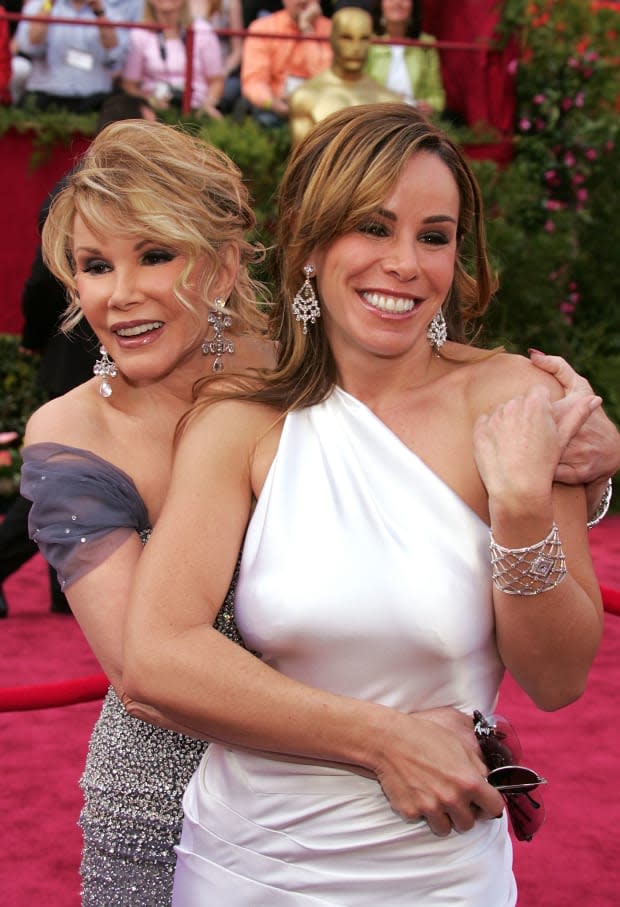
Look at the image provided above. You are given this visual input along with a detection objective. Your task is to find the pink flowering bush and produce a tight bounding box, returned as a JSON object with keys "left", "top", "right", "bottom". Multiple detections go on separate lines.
{"left": 476, "top": 0, "right": 620, "bottom": 428}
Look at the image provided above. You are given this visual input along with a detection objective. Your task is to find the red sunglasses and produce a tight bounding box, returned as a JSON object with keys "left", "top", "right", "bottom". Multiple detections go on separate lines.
{"left": 473, "top": 710, "right": 547, "bottom": 842}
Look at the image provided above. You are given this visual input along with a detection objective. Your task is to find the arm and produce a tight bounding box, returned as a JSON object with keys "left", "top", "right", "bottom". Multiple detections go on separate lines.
{"left": 294, "top": 4, "right": 332, "bottom": 75}
{"left": 196, "top": 24, "right": 224, "bottom": 116}
{"left": 62, "top": 538, "right": 143, "bottom": 690}
{"left": 529, "top": 350, "right": 620, "bottom": 517}
{"left": 121, "top": 29, "right": 152, "bottom": 102}
{"left": 474, "top": 380, "right": 603, "bottom": 711}
{"left": 415, "top": 38, "right": 445, "bottom": 115}
{"left": 84, "top": 0, "right": 118, "bottom": 51}
{"left": 240, "top": 21, "right": 279, "bottom": 109}
{"left": 27, "top": 0, "right": 51, "bottom": 46}
{"left": 199, "top": 74, "right": 224, "bottom": 115}
{"left": 22, "top": 405, "right": 148, "bottom": 692}
{"left": 123, "top": 400, "right": 505, "bottom": 835}
{"left": 27, "top": 1, "right": 118, "bottom": 50}
{"left": 223, "top": 0, "right": 243, "bottom": 76}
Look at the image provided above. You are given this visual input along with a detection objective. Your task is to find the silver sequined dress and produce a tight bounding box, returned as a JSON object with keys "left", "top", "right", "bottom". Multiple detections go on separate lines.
{"left": 21, "top": 442, "right": 243, "bottom": 906}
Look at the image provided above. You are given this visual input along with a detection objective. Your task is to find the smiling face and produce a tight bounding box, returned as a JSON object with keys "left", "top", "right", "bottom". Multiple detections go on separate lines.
{"left": 311, "top": 152, "right": 459, "bottom": 368}
{"left": 72, "top": 215, "right": 219, "bottom": 388}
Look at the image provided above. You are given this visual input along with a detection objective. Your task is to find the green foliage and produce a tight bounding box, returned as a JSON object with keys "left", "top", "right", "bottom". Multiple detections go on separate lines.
{"left": 0, "top": 335, "right": 47, "bottom": 496}
{"left": 0, "top": 335, "right": 46, "bottom": 436}
{"left": 193, "top": 117, "right": 290, "bottom": 260}
{"left": 0, "top": 103, "right": 97, "bottom": 167}
{"left": 482, "top": 0, "right": 620, "bottom": 428}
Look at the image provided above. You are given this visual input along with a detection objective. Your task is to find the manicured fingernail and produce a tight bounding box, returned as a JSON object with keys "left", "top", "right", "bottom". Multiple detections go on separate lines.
{"left": 528, "top": 348, "right": 545, "bottom": 356}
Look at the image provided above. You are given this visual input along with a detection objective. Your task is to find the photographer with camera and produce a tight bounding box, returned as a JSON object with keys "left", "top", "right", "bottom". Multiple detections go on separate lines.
{"left": 122, "top": 0, "right": 224, "bottom": 118}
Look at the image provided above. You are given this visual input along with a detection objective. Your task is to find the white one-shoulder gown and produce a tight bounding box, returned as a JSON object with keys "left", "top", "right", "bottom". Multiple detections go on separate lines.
{"left": 173, "top": 388, "right": 516, "bottom": 906}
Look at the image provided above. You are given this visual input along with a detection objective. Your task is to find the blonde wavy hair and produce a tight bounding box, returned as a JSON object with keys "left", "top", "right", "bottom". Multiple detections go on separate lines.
{"left": 42, "top": 119, "right": 267, "bottom": 340}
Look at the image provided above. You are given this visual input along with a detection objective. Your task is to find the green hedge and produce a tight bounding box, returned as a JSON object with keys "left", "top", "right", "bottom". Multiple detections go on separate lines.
{"left": 0, "top": 337, "right": 45, "bottom": 496}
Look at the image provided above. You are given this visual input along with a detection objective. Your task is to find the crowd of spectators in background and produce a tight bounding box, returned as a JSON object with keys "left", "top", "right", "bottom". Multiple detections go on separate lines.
{"left": 1, "top": 0, "right": 451, "bottom": 125}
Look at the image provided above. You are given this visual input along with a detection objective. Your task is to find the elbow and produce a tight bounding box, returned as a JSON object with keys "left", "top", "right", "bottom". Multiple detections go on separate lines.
{"left": 530, "top": 682, "right": 586, "bottom": 712}
{"left": 119, "top": 684, "right": 175, "bottom": 732}
{"left": 510, "top": 649, "right": 598, "bottom": 712}
{"left": 120, "top": 688, "right": 148, "bottom": 721}
{"left": 122, "top": 649, "right": 160, "bottom": 710}
{"left": 525, "top": 669, "right": 591, "bottom": 712}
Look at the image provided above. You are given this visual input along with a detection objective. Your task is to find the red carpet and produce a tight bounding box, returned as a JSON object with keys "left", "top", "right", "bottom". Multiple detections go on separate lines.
{"left": 1, "top": 518, "right": 618, "bottom": 906}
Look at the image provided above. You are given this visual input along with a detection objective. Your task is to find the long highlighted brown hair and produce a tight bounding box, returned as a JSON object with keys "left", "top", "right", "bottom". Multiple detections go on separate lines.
{"left": 190, "top": 103, "right": 497, "bottom": 420}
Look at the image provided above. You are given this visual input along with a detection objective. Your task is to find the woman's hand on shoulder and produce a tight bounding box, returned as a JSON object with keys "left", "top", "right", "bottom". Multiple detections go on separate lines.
{"left": 474, "top": 351, "right": 616, "bottom": 523}
{"left": 529, "top": 350, "right": 618, "bottom": 486}
{"left": 470, "top": 354, "right": 564, "bottom": 521}
{"left": 474, "top": 383, "right": 559, "bottom": 519}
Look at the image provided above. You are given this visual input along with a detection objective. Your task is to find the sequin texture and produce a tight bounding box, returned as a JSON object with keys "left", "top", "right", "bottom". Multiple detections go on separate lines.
{"left": 19, "top": 444, "right": 246, "bottom": 904}
{"left": 79, "top": 573, "right": 242, "bottom": 905}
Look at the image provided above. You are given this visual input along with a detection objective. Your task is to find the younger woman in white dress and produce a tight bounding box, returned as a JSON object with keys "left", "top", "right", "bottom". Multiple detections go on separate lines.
{"left": 124, "top": 104, "right": 606, "bottom": 905}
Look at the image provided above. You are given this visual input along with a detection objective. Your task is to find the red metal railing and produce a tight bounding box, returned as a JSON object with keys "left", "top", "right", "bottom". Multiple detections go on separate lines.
{"left": 0, "top": 10, "right": 502, "bottom": 117}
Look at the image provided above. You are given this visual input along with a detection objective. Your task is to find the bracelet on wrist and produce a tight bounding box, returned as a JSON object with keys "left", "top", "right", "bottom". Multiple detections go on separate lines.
{"left": 93, "top": 7, "right": 106, "bottom": 17}
{"left": 587, "top": 478, "right": 613, "bottom": 530}
{"left": 489, "top": 522, "right": 568, "bottom": 596}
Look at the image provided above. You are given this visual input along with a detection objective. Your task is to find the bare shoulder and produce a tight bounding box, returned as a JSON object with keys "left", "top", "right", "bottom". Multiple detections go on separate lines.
{"left": 180, "top": 397, "right": 281, "bottom": 459}
{"left": 455, "top": 348, "right": 564, "bottom": 415}
{"left": 24, "top": 381, "right": 100, "bottom": 446}
{"left": 177, "top": 397, "right": 282, "bottom": 498}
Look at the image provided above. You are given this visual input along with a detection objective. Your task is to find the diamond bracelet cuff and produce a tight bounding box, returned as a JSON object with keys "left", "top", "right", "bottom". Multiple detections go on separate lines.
{"left": 489, "top": 522, "right": 568, "bottom": 596}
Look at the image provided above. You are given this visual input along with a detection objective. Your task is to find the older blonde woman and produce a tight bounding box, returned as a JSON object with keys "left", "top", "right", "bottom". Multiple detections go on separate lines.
{"left": 21, "top": 120, "right": 273, "bottom": 906}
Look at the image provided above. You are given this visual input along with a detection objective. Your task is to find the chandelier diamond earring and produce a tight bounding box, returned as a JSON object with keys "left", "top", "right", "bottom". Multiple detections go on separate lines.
{"left": 427, "top": 309, "right": 447, "bottom": 355}
{"left": 292, "top": 264, "right": 320, "bottom": 334}
{"left": 202, "top": 296, "right": 234, "bottom": 372}
{"left": 93, "top": 346, "right": 117, "bottom": 398}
